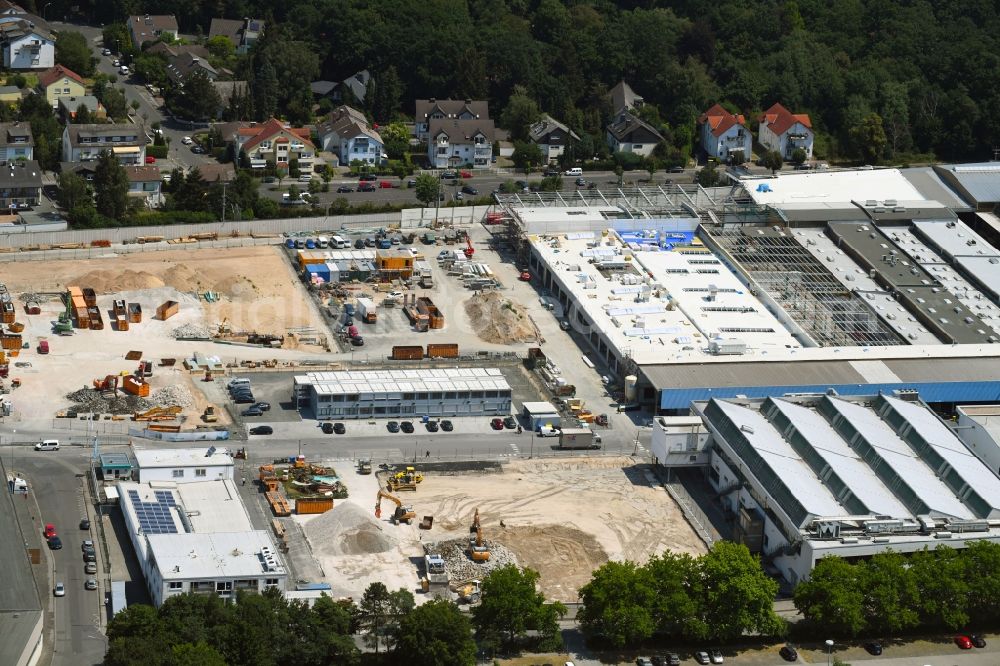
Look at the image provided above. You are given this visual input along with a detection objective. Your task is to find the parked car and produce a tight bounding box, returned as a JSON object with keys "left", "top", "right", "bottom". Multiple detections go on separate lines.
{"left": 694, "top": 652, "right": 710, "bottom": 665}
{"left": 358, "top": 182, "right": 376, "bottom": 192}
{"left": 354, "top": 238, "right": 366, "bottom": 248}
{"left": 387, "top": 421, "right": 400, "bottom": 433}
{"left": 53, "top": 582, "right": 65, "bottom": 597}
{"left": 337, "top": 185, "right": 354, "bottom": 193}
{"left": 955, "top": 635, "right": 973, "bottom": 649}
{"left": 970, "top": 634, "right": 987, "bottom": 648}
{"left": 491, "top": 418, "right": 504, "bottom": 430}
{"left": 321, "top": 422, "right": 334, "bottom": 434}
{"left": 85, "top": 561, "right": 97, "bottom": 574}
{"left": 85, "top": 578, "right": 98, "bottom": 590}
{"left": 359, "top": 174, "right": 377, "bottom": 181}
{"left": 863, "top": 642, "right": 882, "bottom": 655}
{"left": 102, "top": 48, "right": 111, "bottom": 56}
{"left": 636, "top": 659, "right": 652, "bottom": 666}
{"left": 249, "top": 425, "right": 273, "bottom": 435}
{"left": 44, "top": 523, "right": 57, "bottom": 538}
{"left": 234, "top": 394, "right": 255, "bottom": 404}
{"left": 350, "top": 335, "right": 364, "bottom": 346}
{"left": 112, "top": 59, "right": 120, "bottom": 67}
{"left": 191, "top": 146, "right": 205, "bottom": 154}
{"left": 543, "top": 168, "right": 559, "bottom": 177}
{"left": 145, "top": 156, "right": 156, "bottom": 164}
{"left": 298, "top": 174, "right": 313, "bottom": 182}
{"left": 48, "top": 536, "right": 63, "bottom": 550}
{"left": 669, "top": 165, "right": 685, "bottom": 173}
{"left": 454, "top": 191, "right": 463, "bottom": 201}
{"left": 181, "top": 136, "right": 193, "bottom": 145}
{"left": 461, "top": 185, "right": 478, "bottom": 195}
{"left": 379, "top": 180, "right": 394, "bottom": 188}
{"left": 575, "top": 177, "right": 587, "bottom": 186}
{"left": 254, "top": 402, "right": 271, "bottom": 412}
{"left": 709, "top": 650, "right": 724, "bottom": 664}
{"left": 400, "top": 421, "right": 414, "bottom": 433}
{"left": 440, "top": 420, "right": 453, "bottom": 432}
{"left": 503, "top": 416, "right": 517, "bottom": 429}
{"left": 79, "top": 518, "right": 90, "bottom": 530}
{"left": 779, "top": 646, "right": 798, "bottom": 662}
{"left": 241, "top": 406, "right": 262, "bottom": 417}
{"left": 426, "top": 420, "right": 439, "bottom": 432}
{"left": 441, "top": 171, "right": 457, "bottom": 179}
{"left": 333, "top": 422, "right": 346, "bottom": 434}
{"left": 83, "top": 551, "right": 96, "bottom": 562}
{"left": 81, "top": 539, "right": 94, "bottom": 552}
{"left": 406, "top": 179, "right": 417, "bottom": 187}
{"left": 460, "top": 170, "right": 472, "bottom": 178}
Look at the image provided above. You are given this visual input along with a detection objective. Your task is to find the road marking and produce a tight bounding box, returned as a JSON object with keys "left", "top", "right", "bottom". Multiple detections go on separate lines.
{"left": 508, "top": 442, "right": 520, "bottom": 455}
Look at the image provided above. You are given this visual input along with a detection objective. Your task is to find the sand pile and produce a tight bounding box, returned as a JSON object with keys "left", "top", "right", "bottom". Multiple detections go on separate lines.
{"left": 305, "top": 501, "right": 400, "bottom": 557}
{"left": 464, "top": 292, "right": 539, "bottom": 344}
{"left": 74, "top": 269, "right": 165, "bottom": 293}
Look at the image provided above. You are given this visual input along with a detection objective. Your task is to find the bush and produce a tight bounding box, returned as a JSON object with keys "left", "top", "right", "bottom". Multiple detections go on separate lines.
{"left": 146, "top": 144, "right": 168, "bottom": 158}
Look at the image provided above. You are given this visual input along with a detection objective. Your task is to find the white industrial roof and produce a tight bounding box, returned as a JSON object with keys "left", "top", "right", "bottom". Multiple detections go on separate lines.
{"left": 175, "top": 480, "right": 254, "bottom": 533}
{"left": 298, "top": 367, "right": 511, "bottom": 395}
{"left": 770, "top": 399, "right": 911, "bottom": 518}
{"left": 521, "top": 401, "right": 558, "bottom": 414}
{"left": 133, "top": 447, "right": 234, "bottom": 469}
{"left": 744, "top": 169, "right": 924, "bottom": 206}
{"left": 913, "top": 219, "right": 1000, "bottom": 259}
{"left": 825, "top": 398, "right": 973, "bottom": 519}
{"left": 147, "top": 531, "right": 286, "bottom": 580}
{"left": 714, "top": 400, "right": 845, "bottom": 518}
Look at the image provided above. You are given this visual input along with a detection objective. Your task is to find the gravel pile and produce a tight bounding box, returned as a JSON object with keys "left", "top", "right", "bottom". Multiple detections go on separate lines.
{"left": 431, "top": 538, "right": 519, "bottom": 582}
{"left": 173, "top": 324, "right": 212, "bottom": 339}
{"left": 149, "top": 385, "right": 193, "bottom": 408}
{"left": 66, "top": 388, "right": 151, "bottom": 414}
{"left": 305, "top": 502, "right": 400, "bottom": 557}
{"left": 19, "top": 292, "right": 44, "bottom": 303}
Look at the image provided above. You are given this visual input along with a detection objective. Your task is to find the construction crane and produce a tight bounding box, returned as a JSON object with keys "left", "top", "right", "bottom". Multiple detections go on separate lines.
{"left": 375, "top": 489, "right": 415, "bottom": 524}
{"left": 466, "top": 508, "right": 490, "bottom": 561}
{"left": 463, "top": 235, "right": 475, "bottom": 259}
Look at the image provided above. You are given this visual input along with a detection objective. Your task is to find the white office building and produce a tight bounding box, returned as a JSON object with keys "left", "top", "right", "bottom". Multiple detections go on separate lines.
{"left": 132, "top": 446, "right": 235, "bottom": 483}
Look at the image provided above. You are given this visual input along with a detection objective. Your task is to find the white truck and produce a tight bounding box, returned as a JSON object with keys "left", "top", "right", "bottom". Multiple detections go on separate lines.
{"left": 557, "top": 427, "right": 601, "bottom": 449}
{"left": 356, "top": 297, "right": 377, "bottom": 323}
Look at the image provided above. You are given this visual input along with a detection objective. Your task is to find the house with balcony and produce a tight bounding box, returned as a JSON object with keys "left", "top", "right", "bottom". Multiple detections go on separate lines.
{"left": 427, "top": 117, "right": 494, "bottom": 169}
{"left": 61, "top": 123, "right": 145, "bottom": 165}
{"left": 528, "top": 114, "right": 579, "bottom": 164}
{"left": 127, "top": 14, "right": 178, "bottom": 49}
{"left": 235, "top": 117, "right": 314, "bottom": 171}
{"left": 38, "top": 64, "right": 85, "bottom": 108}
{"left": 758, "top": 102, "right": 813, "bottom": 160}
{"left": 605, "top": 111, "right": 662, "bottom": 157}
{"left": 208, "top": 17, "right": 264, "bottom": 54}
{"left": 317, "top": 105, "right": 383, "bottom": 166}
{"left": 58, "top": 96, "right": 106, "bottom": 123}
{"left": 0, "top": 121, "right": 32, "bottom": 163}
{"left": 0, "top": 159, "right": 40, "bottom": 210}
{"left": 164, "top": 51, "right": 218, "bottom": 86}
{"left": 415, "top": 98, "right": 489, "bottom": 142}
{"left": 0, "top": 16, "right": 54, "bottom": 70}
{"left": 125, "top": 165, "right": 162, "bottom": 207}
{"left": 698, "top": 103, "right": 752, "bottom": 162}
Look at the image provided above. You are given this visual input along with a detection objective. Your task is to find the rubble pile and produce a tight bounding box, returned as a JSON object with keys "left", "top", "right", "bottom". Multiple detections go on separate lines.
{"left": 149, "top": 385, "right": 193, "bottom": 408}
{"left": 172, "top": 324, "right": 212, "bottom": 339}
{"left": 432, "top": 538, "right": 519, "bottom": 582}
{"left": 65, "top": 388, "right": 151, "bottom": 414}
{"left": 305, "top": 502, "right": 400, "bottom": 557}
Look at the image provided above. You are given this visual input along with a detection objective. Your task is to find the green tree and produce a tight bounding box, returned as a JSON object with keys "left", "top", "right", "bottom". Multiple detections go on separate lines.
{"left": 511, "top": 141, "right": 544, "bottom": 173}
{"left": 72, "top": 103, "right": 93, "bottom": 125}
{"left": 414, "top": 173, "right": 440, "bottom": 206}
{"left": 760, "top": 150, "right": 783, "bottom": 173}
{"left": 696, "top": 542, "right": 784, "bottom": 641}
{"left": 93, "top": 150, "right": 129, "bottom": 221}
{"left": 205, "top": 35, "right": 235, "bottom": 60}
{"left": 55, "top": 30, "right": 95, "bottom": 76}
{"left": 371, "top": 65, "right": 403, "bottom": 121}
{"left": 395, "top": 599, "right": 475, "bottom": 666}
{"left": 133, "top": 53, "right": 169, "bottom": 87}
{"left": 578, "top": 560, "right": 657, "bottom": 647}
{"left": 790, "top": 148, "right": 807, "bottom": 165}
{"left": 473, "top": 565, "right": 565, "bottom": 650}
{"left": 696, "top": 165, "right": 720, "bottom": 187}
{"left": 381, "top": 122, "right": 410, "bottom": 160}
{"left": 645, "top": 551, "right": 700, "bottom": 637}
{"left": 793, "top": 556, "right": 865, "bottom": 636}
{"left": 358, "top": 582, "right": 392, "bottom": 653}
{"left": 169, "top": 642, "right": 227, "bottom": 666}
{"left": 252, "top": 57, "right": 279, "bottom": 120}
{"left": 99, "top": 85, "right": 129, "bottom": 120}
{"left": 850, "top": 113, "right": 887, "bottom": 164}
{"left": 501, "top": 86, "right": 541, "bottom": 142}
{"left": 859, "top": 551, "right": 920, "bottom": 635}
{"left": 167, "top": 70, "right": 221, "bottom": 121}
{"left": 909, "top": 546, "right": 969, "bottom": 630}
{"left": 289, "top": 158, "right": 301, "bottom": 179}
{"left": 57, "top": 172, "right": 91, "bottom": 211}
{"left": 962, "top": 542, "right": 1000, "bottom": 624}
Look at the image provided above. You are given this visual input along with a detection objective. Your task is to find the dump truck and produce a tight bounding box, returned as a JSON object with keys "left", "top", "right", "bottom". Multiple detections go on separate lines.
{"left": 557, "top": 427, "right": 601, "bottom": 449}
{"left": 357, "top": 458, "right": 372, "bottom": 474}
{"left": 356, "top": 297, "right": 377, "bottom": 324}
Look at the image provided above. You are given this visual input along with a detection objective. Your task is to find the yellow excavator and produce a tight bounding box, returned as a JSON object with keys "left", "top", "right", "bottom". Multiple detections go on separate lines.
{"left": 375, "top": 489, "right": 415, "bottom": 525}
{"left": 466, "top": 508, "right": 490, "bottom": 562}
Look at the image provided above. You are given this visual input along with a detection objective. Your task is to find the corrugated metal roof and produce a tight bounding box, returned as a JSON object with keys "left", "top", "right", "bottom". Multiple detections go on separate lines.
{"left": 642, "top": 360, "right": 867, "bottom": 389}
{"left": 900, "top": 167, "right": 971, "bottom": 210}
{"left": 934, "top": 163, "right": 1000, "bottom": 205}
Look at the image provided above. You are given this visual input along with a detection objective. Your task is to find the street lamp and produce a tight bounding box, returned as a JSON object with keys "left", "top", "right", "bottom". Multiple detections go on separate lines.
{"left": 42, "top": 2, "right": 51, "bottom": 21}
{"left": 825, "top": 639, "right": 834, "bottom": 666}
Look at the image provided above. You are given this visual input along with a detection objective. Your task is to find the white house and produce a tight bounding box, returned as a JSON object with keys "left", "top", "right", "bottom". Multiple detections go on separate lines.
{"left": 414, "top": 98, "right": 489, "bottom": 142}
{"left": 0, "top": 17, "right": 54, "bottom": 70}
{"left": 698, "top": 104, "right": 752, "bottom": 161}
{"left": 605, "top": 111, "right": 662, "bottom": 157}
{"left": 317, "top": 105, "right": 384, "bottom": 166}
{"left": 132, "top": 446, "right": 234, "bottom": 483}
{"left": 124, "top": 165, "right": 163, "bottom": 208}
{"left": 127, "top": 14, "right": 178, "bottom": 49}
{"left": 427, "top": 117, "right": 494, "bottom": 169}
{"left": 528, "top": 115, "right": 580, "bottom": 164}
{"left": 758, "top": 102, "right": 813, "bottom": 160}
{"left": 62, "top": 123, "right": 145, "bottom": 165}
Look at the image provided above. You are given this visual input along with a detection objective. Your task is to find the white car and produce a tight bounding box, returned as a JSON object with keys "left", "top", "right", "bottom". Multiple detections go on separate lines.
{"left": 53, "top": 582, "right": 65, "bottom": 597}
{"left": 112, "top": 59, "right": 119, "bottom": 67}
{"left": 536, "top": 426, "right": 560, "bottom": 437}
{"left": 119, "top": 65, "right": 129, "bottom": 75}
{"left": 102, "top": 48, "right": 111, "bottom": 56}
{"left": 386, "top": 291, "right": 403, "bottom": 300}
{"left": 181, "top": 136, "right": 193, "bottom": 145}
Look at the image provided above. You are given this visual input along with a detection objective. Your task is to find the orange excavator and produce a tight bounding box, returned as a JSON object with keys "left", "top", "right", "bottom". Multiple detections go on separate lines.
{"left": 463, "top": 235, "right": 475, "bottom": 259}
{"left": 466, "top": 508, "right": 490, "bottom": 561}
{"left": 376, "top": 489, "right": 415, "bottom": 525}
{"left": 93, "top": 374, "right": 119, "bottom": 395}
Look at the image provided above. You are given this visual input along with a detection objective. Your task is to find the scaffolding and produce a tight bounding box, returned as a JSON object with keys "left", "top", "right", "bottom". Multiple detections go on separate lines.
{"left": 706, "top": 227, "right": 904, "bottom": 347}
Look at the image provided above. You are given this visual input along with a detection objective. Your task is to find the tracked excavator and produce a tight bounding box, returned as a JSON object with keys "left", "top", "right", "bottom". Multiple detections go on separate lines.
{"left": 466, "top": 507, "right": 490, "bottom": 562}
{"left": 375, "top": 489, "right": 415, "bottom": 525}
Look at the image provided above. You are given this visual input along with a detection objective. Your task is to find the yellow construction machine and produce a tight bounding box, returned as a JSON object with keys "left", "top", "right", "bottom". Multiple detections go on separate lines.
{"left": 375, "top": 489, "right": 415, "bottom": 525}
{"left": 387, "top": 467, "right": 421, "bottom": 492}
{"left": 466, "top": 508, "right": 490, "bottom": 562}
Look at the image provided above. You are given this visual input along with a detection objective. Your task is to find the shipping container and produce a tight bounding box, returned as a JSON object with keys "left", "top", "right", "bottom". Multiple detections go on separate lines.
{"left": 0, "top": 333, "right": 21, "bottom": 350}
{"left": 296, "top": 497, "right": 334, "bottom": 515}
{"left": 82, "top": 288, "right": 97, "bottom": 307}
{"left": 128, "top": 303, "right": 142, "bottom": 323}
{"left": 391, "top": 345, "right": 424, "bottom": 360}
{"left": 116, "top": 316, "right": 129, "bottom": 331}
{"left": 156, "top": 301, "right": 179, "bottom": 320}
{"left": 426, "top": 343, "right": 459, "bottom": 358}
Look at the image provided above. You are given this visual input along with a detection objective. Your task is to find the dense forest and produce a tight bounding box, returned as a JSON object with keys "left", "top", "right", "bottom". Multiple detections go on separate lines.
{"left": 35, "top": 0, "right": 1000, "bottom": 162}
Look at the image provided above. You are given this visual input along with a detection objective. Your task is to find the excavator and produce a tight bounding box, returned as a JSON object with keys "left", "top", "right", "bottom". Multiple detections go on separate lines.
{"left": 466, "top": 508, "right": 490, "bottom": 562}
{"left": 375, "top": 489, "right": 415, "bottom": 525}
{"left": 387, "top": 467, "right": 421, "bottom": 492}
{"left": 93, "top": 374, "right": 119, "bottom": 395}
{"left": 463, "top": 235, "right": 475, "bottom": 259}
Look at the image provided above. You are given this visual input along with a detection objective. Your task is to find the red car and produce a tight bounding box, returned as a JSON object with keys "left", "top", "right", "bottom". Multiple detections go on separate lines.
{"left": 955, "top": 636, "right": 973, "bottom": 650}
{"left": 490, "top": 418, "right": 504, "bottom": 430}
{"left": 44, "top": 523, "right": 56, "bottom": 538}
{"left": 378, "top": 180, "right": 394, "bottom": 189}
{"left": 145, "top": 156, "right": 156, "bottom": 164}
{"left": 460, "top": 170, "right": 472, "bottom": 178}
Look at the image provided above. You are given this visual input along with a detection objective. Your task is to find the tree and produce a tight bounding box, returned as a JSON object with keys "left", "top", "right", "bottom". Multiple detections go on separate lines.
{"left": 57, "top": 172, "right": 91, "bottom": 211}
{"left": 695, "top": 165, "right": 720, "bottom": 187}
{"left": 511, "top": 141, "right": 544, "bottom": 173}
{"left": 501, "top": 86, "right": 541, "bottom": 142}
{"left": 357, "top": 582, "right": 392, "bottom": 653}
{"left": 909, "top": 546, "right": 969, "bottom": 630}
{"left": 371, "top": 65, "right": 403, "bottom": 121}
{"left": 760, "top": 150, "right": 783, "bottom": 173}
{"left": 168, "top": 70, "right": 221, "bottom": 121}
{"left": 696, "top": 542, "right": 784, "bottom": 641}
{"left": 793, "top": 556, "right": 865, "bottom": 636}
{"left": 790, "top": 148, "right": 807, "bottom": 165}
{"left": 473, "top": 565, "right": 565, "bottom": 650}
{"left": 414, "top": 173, "right": 440, "bottom": 206}
{"left": 93, "top": 150, "right": 129, "bottom": 221}
{"left": 859, "top": 551, "right": 920, "bottom": 635}
{"left": 133, "top": 53, "right": 169, "bottom": 88}
{"left": 99, "top": 85, "right": 129, "bottom": 120}
{"left": 850, "top": 112, "right": 888, "bottom": 164}
{"left": 73, "top": 103, "right": 93, "bottom": 124}
{"left": 963, "top": 542, "right": 1000, "bottom": 624}
{"left": 381, "top": 122, "right": 410, "bottom": 160}
{"left": 205, "top": 35, "right": 235, "bottom": 60}
{"left": 395, "top": 599, "right": 475, "bottom": 666}
{"left": 252, "top": 57, "right": 279, "bottom": 121}
{"left": 578, "top": 560, "right": 657, "bottom": 647}
{"left": 169, "top": 642, "right": 227, "bottom": 666}
{"left": 55, "top": 30, "right": 95, "bottom": 77}
{"left": 645, "top": 551, "right": 700, "bottom": 637}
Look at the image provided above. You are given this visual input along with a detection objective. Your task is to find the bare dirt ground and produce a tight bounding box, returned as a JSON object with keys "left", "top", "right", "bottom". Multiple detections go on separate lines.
{"left": 464, "top": 291, "right": 541, "bottom": 345}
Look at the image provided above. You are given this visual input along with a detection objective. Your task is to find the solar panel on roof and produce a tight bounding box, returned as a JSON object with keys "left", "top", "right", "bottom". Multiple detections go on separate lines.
{"left": 129, "top": 489, "right": 179, "bottom": 534}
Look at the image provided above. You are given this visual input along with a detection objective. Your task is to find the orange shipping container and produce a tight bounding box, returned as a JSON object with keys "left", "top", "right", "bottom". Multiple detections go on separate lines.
{"left": 296, "top": 497, "right": 334, "bottom": 514}
{"left": 121, "top": 375, "right": 149, "bottom": 396}
{"left": 426, "top": 343, "right": 459, "bottom": 358}
{"left": 391, "top": 345, "right": 424, "bottom": 360}
{"left": 156, "top": 301, "right": 179, "bottom": 320}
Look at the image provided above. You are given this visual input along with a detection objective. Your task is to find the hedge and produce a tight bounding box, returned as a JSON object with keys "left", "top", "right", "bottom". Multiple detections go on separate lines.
{"left": 146, "top": 144, "right": 168, "bottom": 159}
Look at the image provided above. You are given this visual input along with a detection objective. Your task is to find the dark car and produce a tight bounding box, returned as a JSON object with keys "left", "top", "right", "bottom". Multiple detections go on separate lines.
{"left": 354, "top": 239, "right": 366, "bottom": 249}
{"left": 406, "top": 179, "right": 417, "bottom": 187}
{"left": 490, "top": 418, "right": 504, "bottom": 430}
{"left": 47, "top": 536, "right": 63, "bottom": 550}
{"left": 575, "top": 177, "right": 586, "bottom": 186}
{"left": 190, "top": 145, "right": 205, "bottom": 154}
{"left": 400, "top": 421, "right": 414, "bottom": 433}
{"left": 426, "top": 420, "right": 439, "bottom": 432}
{"left": 441, "top": 171, "right": 457, "bottom": 179}
{"left": 670, "top": 165, "right": 685, "bottom": 173}
{"left": 234, "top": 394, "right": 255, "bottom": 404}
{"left": 359, "top": 174, "right": 377, "bottom": 181}
{"left": 440, "top": 420, "right": 453, "bottom": 432}
{"left": 321, "top": 422, "right": 334, "bottom": 434}
{"left": 337, "top": 185, "right": 354, "bottom": 193}
{"left": 242, "top": 406, "right": 263, "bottom": 417}
{"left": 779, "top": 646, "right": 798, "bottom": 662}
{"left": 83, "top": 550, "right": 96, "bottom": 562}
{"left": 503, "top": 416, "right": 517, "bottom": 429}
{"left": 358, "top": 182, "right": 376, "bottom": 192}
{"left": 250, "top": 426, "right": 273, "bottom": 435}
{"left": 543, "top": 168, "right": 559, "bottom": 177}
{"left": 79, "top": 518, "right": 90, "bottom": 530}
{"left": 333, "top": 422, "right": 346, "bottom": 434}
{"left": 694, "top": 652, "right": 710, "bottom": 666}
{"left": 255, "top": 402, "right": 271, "bottom": 412}
{"left": 461, "top": 185, "right": 478, "bottom": 195}
{"left": 350, "top": 335, "right": 364, "bottom": 346}
{"left": 863, "top": 642, "right": 883, "bottom": 656}
{"left": 971, "top": 634, "right": 987, "bottom": 648}
{"left": 387, "top": 421, "right": 400, "bottom": 433}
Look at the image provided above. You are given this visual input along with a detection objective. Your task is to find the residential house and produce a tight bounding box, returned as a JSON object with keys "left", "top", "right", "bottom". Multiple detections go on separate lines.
{"left": 164, "top": 51, "right": 218, "bottom": 86}
{"left": 427, "top": 117, "right": 494, "bottom": 169}
{"left": 758, "top": 102, "right": 813, "bottom": 160}
{"left": 0, "top": 159, "right": 40, "bottom": 210}
{"left": 62, "top": 123, "right": 145, "bottom": 165}
{"left": 38, "top": 64, "right": 85, "bottom": 108}
{"left": 127, "top": 14, "right": 178, "bottom": 49}
{"left": 317, "top": 105, "right": 383, "bottom": 166}
{"left": 235, "top": 118, "right": 314, "bottom": 171}
{"left": 605, "top": 111, "right": 662, "bottom": 157}
{"left": 124, "top": 165, "right": 162, "bottom": 207}
{"left": 0, "top": 2, "right": 25, "bottom": 15}
{"left": 58, "top": 96, "right": 106, "bottom": 123}
{"left": 146, "top": 42, "right": 207, "bottom": 59}
{"left": 528, "top": 114, "right": 579, "bottom": 164}
{"left": 208, "top": 18, "right": 263, "bottom": 54}
{"left": 0, "top": 16, "right": 54, "bottom": 69}
{"left": 609, "top": 80, "right": 644, "bottom": 114}
{"left": 59, "top": 160, "right": 97, "bottom": 181}
{"left": 414, "top": 98, "right": 489, "bottom": 143}
{"left": 212, "top": 80, "right": 248, "bottom": 118}
{"left": 310, "top": 70, "right": 370, "bottom": 105}
{"left": 698, "top": 104, "right": 752, "bottom": 162}
{"left": 0, "top": 121, "right": 32, "bottom": 163}
{"left": 195, "top": 162, "right": 235, "bottom": 184}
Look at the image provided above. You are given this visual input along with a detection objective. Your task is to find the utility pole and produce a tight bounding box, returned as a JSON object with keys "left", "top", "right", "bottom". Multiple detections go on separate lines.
{"left": 220, "top": 181, "right": 227, "bottom": 224}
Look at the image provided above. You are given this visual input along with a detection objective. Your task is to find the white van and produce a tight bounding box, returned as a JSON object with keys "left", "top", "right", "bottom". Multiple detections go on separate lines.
{"left": 35, "top": 440, "right": 60, "bottom": 451}
{"left": 316, "top": 236, "right": 330, "bottom": 249}
{"left": 331, "top": 235, "right": 350, "bottom": 249}
{"left": 227, "top": 378, "right": 251, "bottom": 388}
{"left": 564, "top": 167, "right": 583, "bottom": 177}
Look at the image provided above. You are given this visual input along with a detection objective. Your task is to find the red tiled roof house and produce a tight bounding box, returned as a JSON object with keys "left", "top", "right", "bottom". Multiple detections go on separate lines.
{"left": 758, "top": 102, "right": 813, "bottom": 160}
